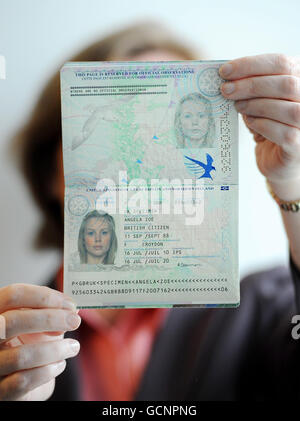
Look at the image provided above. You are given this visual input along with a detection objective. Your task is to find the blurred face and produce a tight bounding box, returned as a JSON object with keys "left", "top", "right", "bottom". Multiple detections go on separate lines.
{"left": 118, "top": 48, "right": 185, "bottom": 62}
{"left": 180, "top": 100, "right": 209, "bottom": 141}
{"left": 84, "top": 217, "right": 112, "bottom": 263}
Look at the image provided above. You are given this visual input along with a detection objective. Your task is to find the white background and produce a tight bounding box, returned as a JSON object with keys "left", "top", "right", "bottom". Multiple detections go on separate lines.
{"left": 0, "top": 0, "right": 299, "bottom": 287}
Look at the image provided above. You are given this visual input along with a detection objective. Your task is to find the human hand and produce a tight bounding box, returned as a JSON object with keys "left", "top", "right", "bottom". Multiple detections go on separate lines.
{"left": 0, "top": 284, "right": 81, "bottom": 400}
{"left": 219, "top": 54, "right": 300, "bottom": 193}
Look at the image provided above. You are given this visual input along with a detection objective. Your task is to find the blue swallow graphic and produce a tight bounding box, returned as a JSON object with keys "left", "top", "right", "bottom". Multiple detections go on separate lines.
{"left": 184, "top": 153, "right": 216, "bottom": 179}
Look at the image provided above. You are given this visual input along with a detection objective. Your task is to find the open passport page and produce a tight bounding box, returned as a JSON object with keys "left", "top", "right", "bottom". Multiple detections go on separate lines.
{"left": 60, "top": 60, "right": 239, "bottom": 308}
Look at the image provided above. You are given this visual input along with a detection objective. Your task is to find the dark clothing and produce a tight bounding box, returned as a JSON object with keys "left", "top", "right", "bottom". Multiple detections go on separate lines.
{"left": 48, "top": 254, "right": 300, "bottom": 401}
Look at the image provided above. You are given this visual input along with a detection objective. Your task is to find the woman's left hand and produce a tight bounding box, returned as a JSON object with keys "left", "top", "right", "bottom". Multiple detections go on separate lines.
{"left": 219, "top": 54, "right": 300, "bottom": 185}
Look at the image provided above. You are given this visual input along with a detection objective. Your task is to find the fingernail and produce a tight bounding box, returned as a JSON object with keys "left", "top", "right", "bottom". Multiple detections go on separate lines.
{"left": 219, "top": 63, "right": 233, "bottom": 78}
{"left": 69, "top": 340, "right": 80, "bottom": 354}
{"left": 63, "top": 299, "right": 77, "bottom": 312}
{"left": 235, "top": 100, "right": 247, "bottom": 112}
{"left": 66, "top": 313, "right": 81, "bottom": 329}
{"left": 222, "top": 82, "right": 235, "bottom": 95}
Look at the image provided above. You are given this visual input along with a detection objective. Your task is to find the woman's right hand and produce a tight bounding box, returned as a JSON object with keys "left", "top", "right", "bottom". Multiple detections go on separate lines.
{"left": 0, "top": 283, "right": 81, "bottom": 401}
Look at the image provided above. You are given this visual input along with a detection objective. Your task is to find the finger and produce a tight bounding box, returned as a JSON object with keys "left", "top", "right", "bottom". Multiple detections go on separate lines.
{"left": 242, "top": 114, "right": 258, "bottom": 137}
{"left": 37, "top": 331, "right": 64, "bottom": 337}
{"left": 15, "top": 379, "right": 55, "bottom": 401}
{"left": 0, "top": 337, "right": 23, "bottom": 349}
{"left": 0, "top": 315, "right": 5, "bottom": 340}
{"left": 0, "top": 309, "right": 80, "bottom": 344}
{"left": 221, "top": 75, "right": 300, "bottom": 101}
{"left": 0, "top": 338, "right": 80, "bottom": 376}
{"left": 236, "top": 98, "right": 300, "bottom": 129}
{"left": 243, "top": 116, "right": 266, "bottom": 144}
{"left": 244, "top": 116, "right": 300, "bottom": 154}
{"left": 253, "top": 133, "right": 266, "bottom": 144}
{"left": 0, "top": 333, "right": 65, "bottom": 350}
{"left": 0, "top": 360, "right": 66, "bottom": 401}
{"left": 0, "top": 284, "right": 77, "bottom": 313}
{"left": 18, "top": 332, "right": 65, "bottom": 344}
{"left": 219, "top": 54, "right": 300, "bottom": 80}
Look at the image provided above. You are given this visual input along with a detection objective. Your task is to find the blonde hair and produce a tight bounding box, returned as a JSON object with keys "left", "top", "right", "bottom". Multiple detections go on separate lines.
{"left": 78, "top": 210, "right": 117, "bottom": 264}
{"left": 12, "top": 21, "right": 198, "bottom": 249}
{"left": 174, "top": 92, "right": 216, "bottom": 148}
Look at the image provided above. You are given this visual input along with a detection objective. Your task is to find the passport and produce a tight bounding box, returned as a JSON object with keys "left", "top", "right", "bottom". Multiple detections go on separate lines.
{"left": 60, "top": 60, "right": 239, "bottom": 308}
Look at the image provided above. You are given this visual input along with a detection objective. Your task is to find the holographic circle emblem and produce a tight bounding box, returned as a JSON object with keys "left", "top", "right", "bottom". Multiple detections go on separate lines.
{"left": 68, "top": 195, "right": 90, "bottom": 216}
{"left": 197, "top": 67, "right": 223, "bottom": 98}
